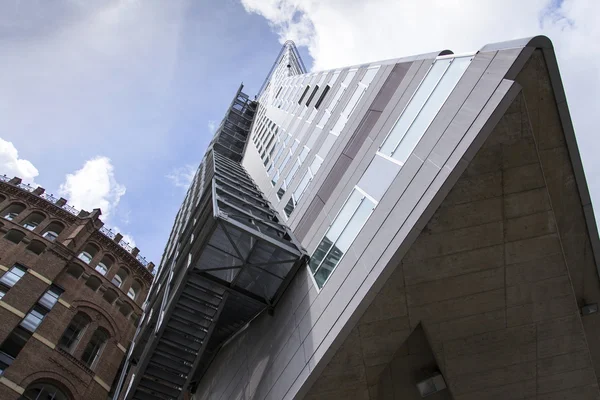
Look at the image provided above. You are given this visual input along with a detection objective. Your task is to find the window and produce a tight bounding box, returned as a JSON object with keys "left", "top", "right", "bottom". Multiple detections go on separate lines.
{"left": 298, "top": 85, "right": 310, "bottom": 104}
{"left": 23, "top": 382, "right": 70, "bottom": 400}
{"left": 0, "top": 326, "right": 31, "bottom": 373}
{"left": 43, "top": 231, "right": 59, "bottom": 241}
{"left": 59, "top": 312, "right": 91, "bottom": 352}
{"left": 78, "top": 252, "right": 92, "bottom": 264}
{"left": 85, "top": 276, "right": 102, "bottom": 292}
{"left": 314, "top": 85, "right": 330, "bottom": 109}
{"left": 95, "top": 263, "right": 108, "bottom": 275}
{"left": 96, "top": 256, "right": 115, "bottom": 276}
{"left": 22, "top": 212, "right": 45, "bottom": 231}
{"left": 26, "top": 240, "right": 46, "bottom": 255}
{"left": 81, "top": 329, "right": 109, "bottom": 369}
{"left": 379, "top": 56, "right": 472, "bottom": 161}
{"left": 78, "top": 244, "right": 99, "bottom": 264}
{"left": 305, "top": 85, "right": 319, "bottom": 106}
{"left": 0, "top": 264, "right": 26, "bottom": 288}
{"left": 309, "top": 189, "right": 375, "bottom": 288}
{"left": 21, "top": 305, "right": 47, "bottom": 332}
{"left": 2, "top": 203, "right": 25, "bottom": 221}
{"left": 42, "top": 222, "right": 64, "bottom": 242}
{"left": 38, "top": 285, "right": 63, "bottom": 310}
{"left": 4, "top": 229, "right": 26, "bottom": 244}
{"left": 112, "top": 268, "right": 128, "bottom": 288}
{"left": 66, "top": 264, "right": 84, "bottom": 279}
{"left": 128, "top": 280, "right": 141, "bottom": 301}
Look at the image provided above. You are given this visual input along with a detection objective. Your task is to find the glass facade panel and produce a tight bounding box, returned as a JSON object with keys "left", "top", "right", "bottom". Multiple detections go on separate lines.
{"left": 392, "top": 56, "right": 472, "bottom": 163}
{"left": 379, "top": 58, "right": 452, "bottom": 156}
{"left": 312, "top": 194, "right": 374, "bottom": 287}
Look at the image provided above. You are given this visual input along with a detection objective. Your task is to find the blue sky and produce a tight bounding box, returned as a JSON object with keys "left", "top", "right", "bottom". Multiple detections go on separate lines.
{"left": 1, "top": 0, "right": 598, "bottom": 266}
{"left": 0, "top": 0, "right": 312, "bottom": 263}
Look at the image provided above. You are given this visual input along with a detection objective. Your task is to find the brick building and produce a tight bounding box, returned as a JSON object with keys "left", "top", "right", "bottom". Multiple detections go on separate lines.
{"left": 0, "top": 176, "right": 154, "bottom": 400}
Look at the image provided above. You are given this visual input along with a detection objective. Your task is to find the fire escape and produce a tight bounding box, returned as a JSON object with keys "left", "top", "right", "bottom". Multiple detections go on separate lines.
{"left": 114, "top": 85, "right": 307, "bottom": 400}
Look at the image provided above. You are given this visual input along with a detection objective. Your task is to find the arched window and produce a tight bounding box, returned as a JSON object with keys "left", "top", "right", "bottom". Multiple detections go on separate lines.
{"left": 81, "top": 328, "right": 109, "bottom": 369}
{"left": 24, "top": 381, "right": 71, "bottom": 400}
{"left": 42, "top": 221, "right": 65, "bottom": 242}
{"left": 84, "top": 276, "right": 102, "bottom": 292}
{"left": 21, "top": 212, "right": 45, "bottom": 231}
{"left": 102, "top": 288, "right": 118, "bottom": 305}
{"left": 95, "top": 255, "right": 114, "bottom": 276}
{"left": 78, "top": 243, "right": 99, "bottom": 264}
{"left": 127, "top": 280, "right": 141, "bottom": 300}
{"left": 2, "top": 203, "right": 25, "bottom": 221}
{"left": 25, "top": 240, "right": 46, "bottom": 255}
{"left": 3, "top": 229, "right": 26, "bottom": 244}
{"left": 119, "top": 302, "right": 133, "bottom": 318}
{"left": 111, "top": 267, "right": 128, "bottom": 288}
{"left": 58, "top": 312, "right": 91, "bottom": 353}
{"left": 65, "top": 263, "right": 84, "bottom": 279}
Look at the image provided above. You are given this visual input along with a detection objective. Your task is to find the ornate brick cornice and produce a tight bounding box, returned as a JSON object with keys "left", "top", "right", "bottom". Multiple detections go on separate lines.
{"left": 90, "top": 231, "right": 153, "bottom": 283}
{"left": 0, "top": 182, "right": 77, "bottom": 223}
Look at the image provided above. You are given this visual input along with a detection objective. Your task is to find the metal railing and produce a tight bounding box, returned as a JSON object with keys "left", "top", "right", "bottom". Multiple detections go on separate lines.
{"left": 2, "top": 174, "right": 152, "bottom": 269}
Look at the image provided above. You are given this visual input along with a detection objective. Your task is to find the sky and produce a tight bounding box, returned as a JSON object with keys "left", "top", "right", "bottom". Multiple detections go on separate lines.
{"left": 0, "top": 0, "right": 598, "bottom": 266}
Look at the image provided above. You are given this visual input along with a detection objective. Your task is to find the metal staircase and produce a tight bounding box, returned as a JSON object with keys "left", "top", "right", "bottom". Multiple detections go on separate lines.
{"left": 132, "top": 275, "right": 225, "bottom": 400}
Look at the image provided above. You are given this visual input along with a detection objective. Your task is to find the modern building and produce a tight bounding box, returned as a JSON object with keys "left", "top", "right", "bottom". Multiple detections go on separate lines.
{"left": 0, "top": 176, "right": 154, "bottom": 399}
{"left": 117, "top": 36, "right": 600, "bottom": 400}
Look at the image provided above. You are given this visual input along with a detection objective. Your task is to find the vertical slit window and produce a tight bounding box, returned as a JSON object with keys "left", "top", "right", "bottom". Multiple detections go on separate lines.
{"left": 305, "top": 85, "right": 319, "bottom": 106}
{"left": 314, "top": 85, "right": 330, "bottom": 110}
{"left": 298, "top": 85, "right": 310, "bottom": 104}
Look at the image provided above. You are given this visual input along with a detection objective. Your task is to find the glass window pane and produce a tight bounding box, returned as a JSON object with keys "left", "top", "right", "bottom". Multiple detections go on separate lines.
{"left": 95, "top": 263, "right": 108, "bottom": 275}
{"left": 325, "top": 189, "right": 363, "bottom": 245}
{"left": 78, "top": 252, "right": 93, "bottom": 264}
{"left": 357, "top": 155, "right": 401, "bottom": 202}
{"left": 335, "top": 197, "right": 375, "bottom": 253}
{"left": 392, "top": 56, "right": 472, "bottom": 163}
{"left": 38, "top": 287, "right": 61, "bottom": 310}
{"left": 314, "top": 197, "right": 375, "bottom": 287}
{"left": 0, "top": 265, "right": 26, "bottom": 287}
{"left": 21, "top": 307, "right": 46, "bottom": 332}
{"left": 293, "top": 171, "right": 312, "bottom": 202}
{"left": 380, "top": 58, "right": 452, "bottom": 156}
{"left": 309, "top": 235, "right": 334, "bottom": 273}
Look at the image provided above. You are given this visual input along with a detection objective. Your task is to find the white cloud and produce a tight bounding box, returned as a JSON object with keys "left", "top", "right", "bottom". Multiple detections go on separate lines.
{"left": 0, "top": 137, "right": 39, "bottom": 184}
{"left": 59, "top": 156, "right": 126, "bottom": 219}
{"left": 241, "top": 0, "right": 600, "bottom": 212}
{"left": 166, "top": 164, "right": 196, "bottom": 189}
{"left": 208, "top": 120, "right": 218, "bottom": 133}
